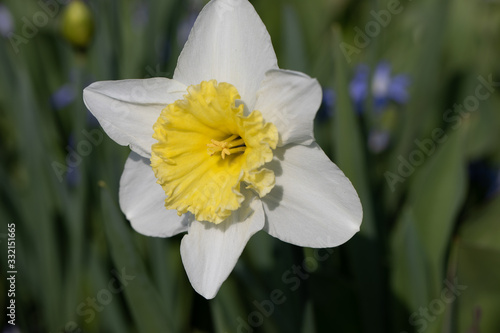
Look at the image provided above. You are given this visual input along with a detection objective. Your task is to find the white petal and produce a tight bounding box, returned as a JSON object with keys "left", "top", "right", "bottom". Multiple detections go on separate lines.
{"left": 254, "top": 69, "right": 322, "bottom": 146}
{"left": 83, "top": 78, "right": 187, "bottom": 158}
{"left": 180, "top": 194, "right": 265, "bottom": 299}
{"left": 119, "top": 152, "right": 189, "bottom": 237}
{"left": 173, "top": 0, "right": 278, "bottom": 110}
{"left": 262, "top": 144, "right": 362, "bottom": 248}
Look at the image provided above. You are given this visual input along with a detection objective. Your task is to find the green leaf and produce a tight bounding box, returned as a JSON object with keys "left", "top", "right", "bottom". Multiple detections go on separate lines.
{"left": 300, "top": 300, "right": 317, "bottom": 333}
{"left": 210, "top": 277, "right": 256, "bottom": 333}
{"left": 331, "top": 26, "right": 385, "bottom": 333}
{"left": 410, "top": 131, "right": 466, "bottom": 289}
{"left": 332, "top": 26, "right": 377, "bottom": 245}
{"left": 390, "top": 130, "right": 466, "bottom": 333}
{"left": 390, "top": 207, "right": 431, "bottom": 311}
{"left": 281, "top": 4, "right": 307, "bottom": 73}
{"left": 100, "top": 185, "right": 173, "bottom": 332}
{"left": 147, "top": 237, "right": 194, "bottom": 332}
{"left": 87, "top": 242, "right": 131, "bottom": 333}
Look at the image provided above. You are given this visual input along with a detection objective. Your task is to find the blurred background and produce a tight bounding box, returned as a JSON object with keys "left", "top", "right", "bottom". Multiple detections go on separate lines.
{"left": 1, "top": 0, "right": 500, "bottom": 332}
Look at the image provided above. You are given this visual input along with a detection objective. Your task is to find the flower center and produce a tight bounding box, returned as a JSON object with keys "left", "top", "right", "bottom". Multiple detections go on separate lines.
{"left": 207, "top": 134, "right": 246, "bottom": 159}
{"left": 151, "top": 80, "right": 278, "bottom": 224}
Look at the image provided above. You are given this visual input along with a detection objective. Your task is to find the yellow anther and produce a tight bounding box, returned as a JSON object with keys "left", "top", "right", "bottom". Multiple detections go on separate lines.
{"left": 207, "top": 135, "right": 246, "bottom": 159}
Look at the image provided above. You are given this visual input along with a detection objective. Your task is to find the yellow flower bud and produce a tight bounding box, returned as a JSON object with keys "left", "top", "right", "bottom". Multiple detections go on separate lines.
{"left": 61, "top": 0, "right": 94, "bottom": 50}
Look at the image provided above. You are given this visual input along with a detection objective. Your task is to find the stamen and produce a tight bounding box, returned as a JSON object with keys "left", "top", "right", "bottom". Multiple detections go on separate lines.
{"left": 207, "top": 134, "right": 246, "bottom": 159}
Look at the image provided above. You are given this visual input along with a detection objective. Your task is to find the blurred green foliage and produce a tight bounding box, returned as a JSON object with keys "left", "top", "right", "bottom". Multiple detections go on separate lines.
{"left": 1, "top": 0, "right": 500, "bottom": 332}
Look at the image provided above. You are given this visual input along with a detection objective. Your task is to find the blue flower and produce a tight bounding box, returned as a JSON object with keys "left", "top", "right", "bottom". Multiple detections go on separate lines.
{"left": 372, "top": 61, "right": 410, "bottom": 110}
{"left": 349, "top": 61, "right": 410, "bottom": 113}
{"left": 349, "top": 64, "right": 369, "bottom": 114}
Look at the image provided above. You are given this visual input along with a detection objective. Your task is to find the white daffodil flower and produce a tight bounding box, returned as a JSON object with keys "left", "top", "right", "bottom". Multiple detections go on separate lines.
{"left": 83, "top": 0, "right": 362, "bottom": 299}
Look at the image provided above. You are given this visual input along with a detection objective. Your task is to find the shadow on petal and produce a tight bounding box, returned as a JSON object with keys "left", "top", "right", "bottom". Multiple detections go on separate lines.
{"left": 264, "top": 185, "right": 284, "bottom": 211}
